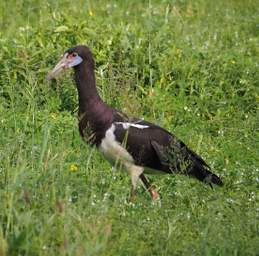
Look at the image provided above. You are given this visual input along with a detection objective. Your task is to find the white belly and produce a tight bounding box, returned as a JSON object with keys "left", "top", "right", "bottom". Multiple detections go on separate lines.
{"left": 99, "top": 124, "right": 134, "bottom": 165}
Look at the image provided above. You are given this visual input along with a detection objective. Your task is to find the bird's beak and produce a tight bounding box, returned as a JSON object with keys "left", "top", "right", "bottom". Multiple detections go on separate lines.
{"left": 47, "top": 53, "right": 82, "bottom": 80}
{"left": 47, "top": 53, "right": 70, "bottom": 80}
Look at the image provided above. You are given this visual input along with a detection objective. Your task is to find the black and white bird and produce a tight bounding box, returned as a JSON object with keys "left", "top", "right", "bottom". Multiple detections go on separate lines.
{"left": 47, "top": 45, "right": 223, "bottom": 201}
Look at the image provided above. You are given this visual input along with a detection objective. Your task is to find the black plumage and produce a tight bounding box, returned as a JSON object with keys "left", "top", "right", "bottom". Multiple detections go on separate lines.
{"left": 113, "top": 116, "right": 223, "bottom": 185}
{"left": 47, "top": 45, "right": 223, "bottom": 201}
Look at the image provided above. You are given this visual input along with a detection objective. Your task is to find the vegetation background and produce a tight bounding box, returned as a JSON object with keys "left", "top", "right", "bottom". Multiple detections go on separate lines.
{"left": 0, "top": 0, "right": 258, "bottom": 255}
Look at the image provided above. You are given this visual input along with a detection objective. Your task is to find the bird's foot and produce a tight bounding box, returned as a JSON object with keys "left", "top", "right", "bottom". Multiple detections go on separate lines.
{"left": 148, "top": 185, "right": 159, "bottom": 201}
{"left": 129, "top": 186, "right": 136, "bottom": 203}
{"left": 129, "top": 194, "right": 136, "bottom": 203}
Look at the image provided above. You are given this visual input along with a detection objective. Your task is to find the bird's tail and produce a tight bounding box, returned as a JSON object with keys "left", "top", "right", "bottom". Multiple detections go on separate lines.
{"left": 150, "top": 139, "right": 223, "bottom": 186}
{"left": 187, "top": 163, "right": 223, "bottom": 186}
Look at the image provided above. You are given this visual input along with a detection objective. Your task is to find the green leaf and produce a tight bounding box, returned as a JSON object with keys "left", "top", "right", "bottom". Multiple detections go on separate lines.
{"left": 54, "top": 25, "right": 70, "bottom": 33}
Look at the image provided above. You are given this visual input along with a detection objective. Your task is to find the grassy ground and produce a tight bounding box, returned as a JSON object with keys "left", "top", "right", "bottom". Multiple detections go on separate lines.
{"left": 0, "top": 0, "right": 258, "bottom": 255}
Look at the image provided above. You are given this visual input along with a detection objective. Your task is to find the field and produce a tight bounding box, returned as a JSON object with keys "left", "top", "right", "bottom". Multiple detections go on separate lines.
{"left": 0, "top": 0, "right": 258, "bottom": 255}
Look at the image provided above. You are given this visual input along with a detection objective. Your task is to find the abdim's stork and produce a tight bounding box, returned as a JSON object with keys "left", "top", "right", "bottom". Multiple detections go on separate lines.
{"left": 47, "top": 45, "right": 223, "bottom": 201}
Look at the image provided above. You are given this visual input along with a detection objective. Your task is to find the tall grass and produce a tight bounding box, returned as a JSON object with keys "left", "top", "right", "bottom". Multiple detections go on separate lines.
{"left": 0, "top": 0, "right": 258, "bottom": 255}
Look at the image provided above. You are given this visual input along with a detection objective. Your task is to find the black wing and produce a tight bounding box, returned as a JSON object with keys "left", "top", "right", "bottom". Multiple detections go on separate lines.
{"left": 112, "top": 110, "right": 223, "bottom": 186}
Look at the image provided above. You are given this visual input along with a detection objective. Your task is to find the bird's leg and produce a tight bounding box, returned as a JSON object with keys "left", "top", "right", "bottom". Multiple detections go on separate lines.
{"left": 140, "top": 174, "right": 159, "bottom": 200}
{"left": 130, "top": 184, "right": 136, "bottom": 202}
{"left": 126, "top": 164, "right": 144, "bottom": 202}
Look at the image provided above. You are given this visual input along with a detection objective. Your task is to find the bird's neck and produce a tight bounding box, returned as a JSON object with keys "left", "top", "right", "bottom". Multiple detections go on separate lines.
{"left": 74, "top": 62, "right": 113, "bottom": 131}
{"left": 74, "top": 62, "right": 102, "bottom": 112}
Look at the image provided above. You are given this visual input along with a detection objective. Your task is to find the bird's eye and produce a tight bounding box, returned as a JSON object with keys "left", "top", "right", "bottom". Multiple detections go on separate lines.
{"left": 72, "top": 52, "right": 78, "bottom": 57}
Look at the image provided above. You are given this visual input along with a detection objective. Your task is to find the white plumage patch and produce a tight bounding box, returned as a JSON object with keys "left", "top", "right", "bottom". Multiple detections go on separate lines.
{"left": 99, "top": 124, "right": 134, "bottom": 164}
{"left": 99, "top": 124, "right": 144, "bottom": 188}
{"left": 115, "top": 122, "right": 149, "bottom": 130}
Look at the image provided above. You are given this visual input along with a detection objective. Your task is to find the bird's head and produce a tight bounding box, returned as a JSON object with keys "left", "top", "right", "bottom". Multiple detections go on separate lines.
{"left": 47, "top": 45, "right": 94, "bottom": 80}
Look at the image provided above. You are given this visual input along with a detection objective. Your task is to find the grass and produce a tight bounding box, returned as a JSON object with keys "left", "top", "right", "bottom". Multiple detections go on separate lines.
{"left": 0, "top": 0, "right": 258, "bottom": 255}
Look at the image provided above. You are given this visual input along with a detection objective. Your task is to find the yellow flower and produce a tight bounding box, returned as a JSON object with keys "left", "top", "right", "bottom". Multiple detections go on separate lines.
{"left": 50, "top": 113, "right": 57, "bottom": 119}
{"left": 148, "top": 88, "right": 155, "bottom": 97}
{"left": 89, "top": 10, "right": 93, "bottom": 16}
{"left": 69, "top": 164, "right": 78, "bottom": 172}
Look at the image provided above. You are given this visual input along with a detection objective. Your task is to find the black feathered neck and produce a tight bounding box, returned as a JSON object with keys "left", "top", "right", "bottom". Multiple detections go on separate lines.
{"left": 72, "top": 48, "right": 113, "bottom": 144}
{"left": 74, "top": 59, "right": 100, "bottom": 112}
